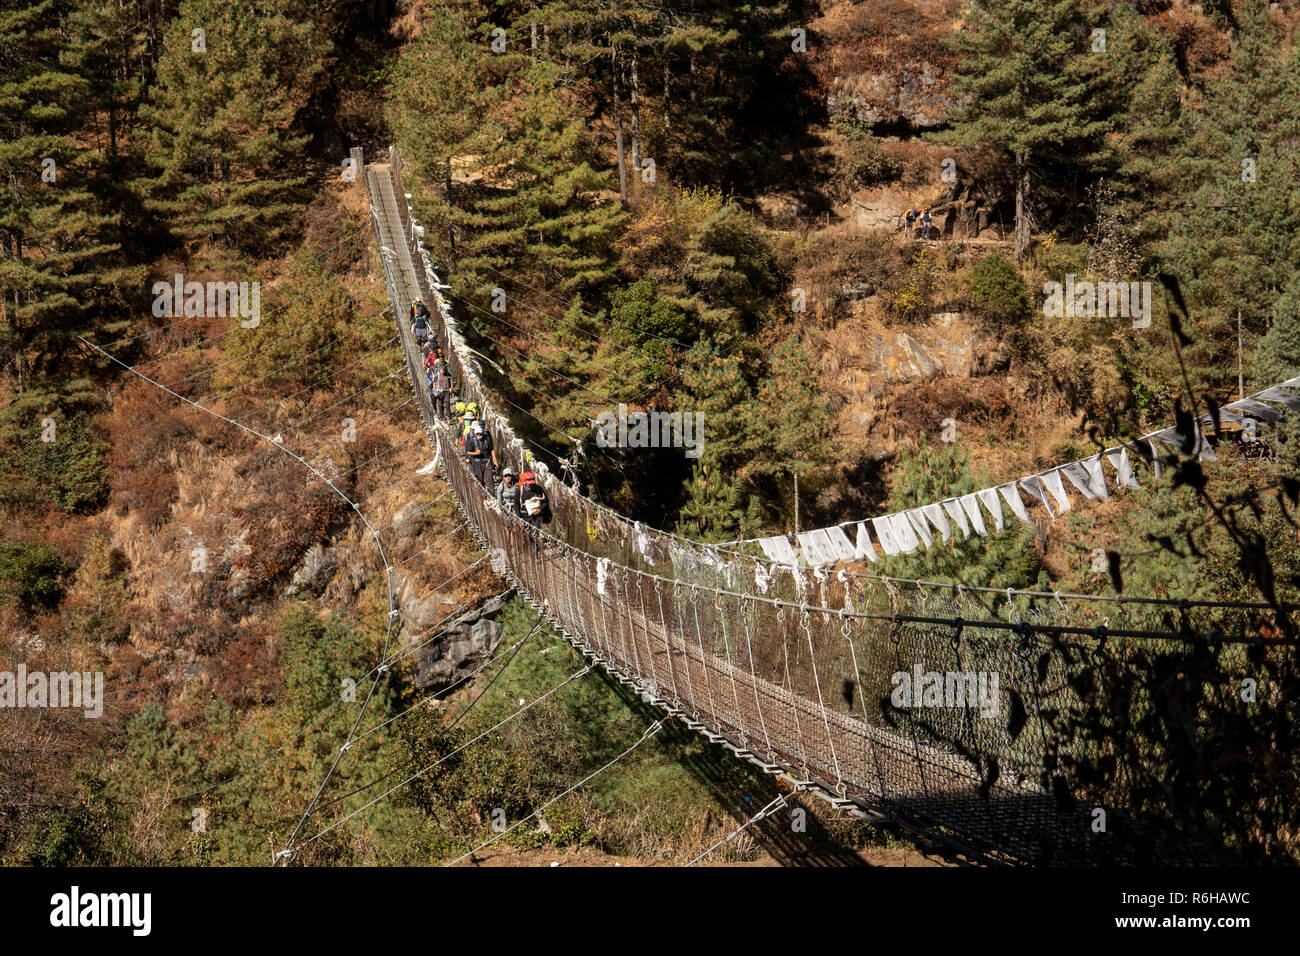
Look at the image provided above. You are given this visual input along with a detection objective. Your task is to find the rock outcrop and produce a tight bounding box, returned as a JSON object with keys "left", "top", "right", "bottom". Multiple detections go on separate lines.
{"left": 412, "top": 591, "right": 514, "bottom": 690}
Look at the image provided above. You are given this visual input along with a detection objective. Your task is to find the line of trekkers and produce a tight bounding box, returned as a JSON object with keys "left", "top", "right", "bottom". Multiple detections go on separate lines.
{"left": 410, "top": 299, "right": 552, "bottom": 553}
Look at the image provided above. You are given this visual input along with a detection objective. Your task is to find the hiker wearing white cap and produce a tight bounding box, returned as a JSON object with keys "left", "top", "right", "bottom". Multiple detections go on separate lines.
{"left": 463, "top": 418, "right": 496, "bottom": 490}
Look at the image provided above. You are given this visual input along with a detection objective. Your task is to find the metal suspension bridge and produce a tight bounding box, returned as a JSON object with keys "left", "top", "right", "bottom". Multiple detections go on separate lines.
{"left": 356, "top": 145, "right": 1294, "bottom": 865}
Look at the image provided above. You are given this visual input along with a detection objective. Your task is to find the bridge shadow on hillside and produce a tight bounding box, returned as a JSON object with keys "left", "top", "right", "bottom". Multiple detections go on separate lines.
{"left": 598, "top": 672, "right": 959, "bottom": 867}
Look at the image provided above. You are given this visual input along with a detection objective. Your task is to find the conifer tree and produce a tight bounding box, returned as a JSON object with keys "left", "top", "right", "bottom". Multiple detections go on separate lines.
{"left": 139, "top": 0, "right": 327, "bottom": 255}
{"left": 938, "top": 0, "right": 1110, "bottom": 262}
{"left": 753, "top": 336, "right": 836, "bottom": 529}
{"left": 0, "top": 0, "right": 123, "bottom": 383}
{"left": 1156, "top": 10, "right": 1300, "bottom": 392}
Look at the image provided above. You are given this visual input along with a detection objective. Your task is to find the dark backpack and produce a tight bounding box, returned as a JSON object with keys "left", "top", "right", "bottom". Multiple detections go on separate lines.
{"left": 520, "top": 483, "right": 550, "bottom": 522}
{"left": 466, "top": 426, "right": 492, "bottom": 456}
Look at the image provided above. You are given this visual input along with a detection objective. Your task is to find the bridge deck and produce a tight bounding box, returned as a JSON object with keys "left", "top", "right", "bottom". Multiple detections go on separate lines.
{"left": 360, "top": 151, "right": 1102, "bottom": 864}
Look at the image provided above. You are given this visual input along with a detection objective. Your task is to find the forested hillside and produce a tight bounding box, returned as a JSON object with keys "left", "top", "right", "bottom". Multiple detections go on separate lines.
{"left": 1, "top": 0, "right": 1297, "bottom": 866}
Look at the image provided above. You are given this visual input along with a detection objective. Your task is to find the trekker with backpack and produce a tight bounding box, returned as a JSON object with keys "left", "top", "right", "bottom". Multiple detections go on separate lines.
{"left": 496, "top": 466, "right": 520, "bottom": 515}
{"left": 904, "top": 208, "right": 917, "bottom": 239}
{"left": 463, "top": 420, "right": 496, "bottom": 490}
{"left": 411, "top": 304, "right": 431, "bottom": 352}
{"left": 431, "top": 362, "right": 453, "bottom": 420}
{"left": 920, "top": 208, "right": 933, "bottom": 240}
{"left": 516, "top": 471, "right": 551, "bottom": 555}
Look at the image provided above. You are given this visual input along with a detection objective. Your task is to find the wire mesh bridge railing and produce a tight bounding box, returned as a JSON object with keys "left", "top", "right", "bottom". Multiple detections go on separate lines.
{"left": 356, "top": 145, "right": 1297, "bottom": 865}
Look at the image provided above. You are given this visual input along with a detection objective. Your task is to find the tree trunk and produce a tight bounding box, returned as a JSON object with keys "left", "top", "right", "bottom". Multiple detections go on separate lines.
{"left": 630, "top": 49, "right": 642, "bottom": 193}
{"left": 530, "top": 22, "right": 537, "bottom": 58}
{"left": 1014, "top": 151, "right": 1030, "bottom": 264}
{"left": 447, "top": 157, "right": 456, "bottom": 264}
{"left": 663, "top": 60, "right": 671, "bottom": 129}
{"left": 785, "top": 473, "right": 795, "bottom": 538}
{"left": 612, "top": 44, "right": 628, "bottom": 206}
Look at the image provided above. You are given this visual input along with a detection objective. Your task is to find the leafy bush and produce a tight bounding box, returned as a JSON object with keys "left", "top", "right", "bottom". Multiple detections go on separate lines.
{"left": 0, "top": 541, "right": 72, "bottom": 612}
{"left": 20, "top": 807, "right": 92, "bottom": 866}
{"left": 18, "top": 412, "right": 109, "bottom": 513}
{"left": 966, "top": 253, "right": 1030, "bottom": 329}
{"left": 834, "top": 118, "right": 899, "bottom": 192}
{"left": 280, "top": 606, "right": 378, "bottom": 718}
{"left": 63, "top": 532, "right": 128, "bottom": 644}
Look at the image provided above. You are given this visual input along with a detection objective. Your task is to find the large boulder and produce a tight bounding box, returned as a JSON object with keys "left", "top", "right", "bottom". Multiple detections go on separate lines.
{"left": 413, "top": 592, "right": 513, "bottom": 691}
{"left": 290, "top": 542, "right": 336, "bottom": 591}
{"left": 829, "top": 60, "right": 953, "bottom": 129}
{"left": 390, "top": 500, "right": 427, "bottom": 540}
{"left": 868, "top": 316, "right": 973, "bottom": 385}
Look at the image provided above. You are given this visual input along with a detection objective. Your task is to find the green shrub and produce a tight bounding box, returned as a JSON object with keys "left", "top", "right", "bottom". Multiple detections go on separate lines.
{"left": 966, "top": 253, "right": 1030, "bottom": 329}
{"left": 19, "top": 412, "right": 109, "bottom": 513}
{"left": 21, "top": 807, "right": 91, "bottom": 866}
{"left": 0, "top": 541, "right": 72, "bottom": 611}
{"left": 835, "top": 118, "right": 898, "bottom": 191}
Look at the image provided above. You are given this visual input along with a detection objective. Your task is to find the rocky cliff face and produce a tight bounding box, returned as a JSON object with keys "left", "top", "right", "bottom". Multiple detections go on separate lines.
{"left": 827, "top": 59, "right": 953, "bottom": 129}
{"left": 411, "top": 591, "right": 512, "bottom": 690}
{"left": 814, "top": 0, "right": 963, "bottom": 131}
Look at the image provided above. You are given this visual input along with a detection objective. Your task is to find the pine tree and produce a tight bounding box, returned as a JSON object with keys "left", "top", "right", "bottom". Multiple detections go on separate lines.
{"left": 0, "top": 0, "right": 123, "bottom": 383}
{"left": 458, "top": 59, "right": 626, "bottom": 298}
{"left": 753, "top": 336, "right": 837, "bottom": 529}
{"left": 1155, "top": 10, "right": 1300, "bottom": 394}
{"left": 139, "top": 0, "right": 327, "bottom": 255}
{"left": 938, "top": 0, "right": 1110, "bottom": 262}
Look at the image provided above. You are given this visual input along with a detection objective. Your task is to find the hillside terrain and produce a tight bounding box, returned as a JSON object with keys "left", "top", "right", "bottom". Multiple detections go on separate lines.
{"left": 1, "top": 0, "right": 1298, "bottom": 866}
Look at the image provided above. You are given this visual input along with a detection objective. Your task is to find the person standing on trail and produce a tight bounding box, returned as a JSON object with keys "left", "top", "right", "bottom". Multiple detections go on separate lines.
{"left": 904, "top": 208, "right": 917, "bottom": 239}
{"left": 463, "top": 420, "right": 496, "bottom": 489}
{"left": 432, "top": 361, "right": 453, "bottom": 420}
{"left": 516, "top": 470, "right": 551, "bottom": 556}
{"left": 410, "top": 301, "right": 431, "bottom": 352}
{"left": 424, "top": 346, "right": 442, "bottom": 375}
{"left": 496, "top": 466, "right": 520, "bottom": 515}
{"left": 920, "top": 208, "right": 933, "bottom": 240}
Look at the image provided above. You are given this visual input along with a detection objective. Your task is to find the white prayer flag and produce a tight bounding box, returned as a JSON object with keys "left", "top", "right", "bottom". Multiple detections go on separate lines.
{"left": 1082, "top": 454, "right": 1110, "bottom": 499}
{"left": 998, "top": 482, "right": 1031, "bottom": 523}
{"left": 977, "top": 487, "right": 1005, "bottom": 532}
{"left": 853, "top": 522, "right": 878, "bottom": 562}
{"left": 796, "top": 530, "right": 840, "bottom": 567}
{"left": 1040, "top": 469, "right": 1071, "bottom": 513}
{"left": 942, "top": 498, "right": 971, "bottom": 538}
{"left": 873, "top": 516, "right": 901, "bottom": 556}
{"left": 633, "top": 521, "right": 655, "bottom": 565}
{"left": 1019, "top": 476, "right": 1056, "bottom": 518}
{"left": 1104, "top": 447, "right": 1139, "bottom": 490}
{"left": 1252, "top": 386, "right": 1300, "bottom": 411}
{"left": 1225, "top": 398, "right": 1284, "bottom": 421}
{"left": 960, "top": 493, "right": 988, "bottom": 536}
{"left": 1127, "top": 438, "right": 1161, "bottom": 480}
{"left": 890, "top": 513, "right": 921, "bottom": 553}
{"left": 1059, "top": 461, "right": 1097, "bottom": 500}
{"left": 906, "top": 509, "right": 934, "bottom": 549}
{"left": 921, "top": 502, "right": 952, "bottom": 542}
{"left": 759, "top": 535, "right": 799, "bottom": 566}
{"left": 825, "top": 526, "right": 859, "bottom": 563}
